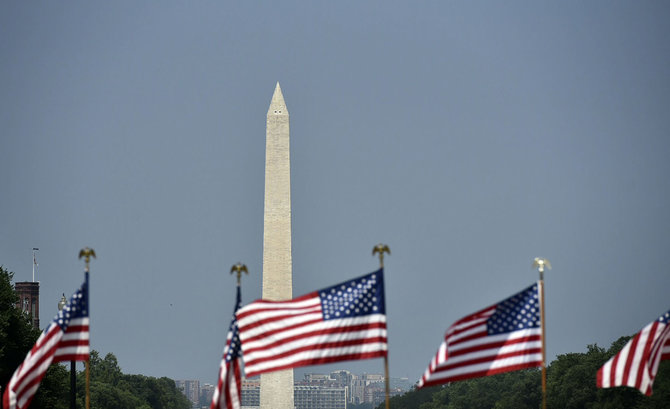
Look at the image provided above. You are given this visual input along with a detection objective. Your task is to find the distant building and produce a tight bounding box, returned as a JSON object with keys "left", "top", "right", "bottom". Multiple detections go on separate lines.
{"left": 203, "top": 370, "right": 411, "bottom": 409}
{"left": 296, "top": 370, "right": 403, "bottom": 406}
{"left": 302, "top": 373, "right": 331, "bottom": 384}
{"left": 200, "top": 383, "right": 215, "bottom": 408}
{"left": 294, "top": 385, "right": 347, "bottom": 409}
{"left": 241, "top": 376, "right": 347, "bottom": 409}
{"left": 390, "top": 377, "right": 412, "bottom": 392}
{"left": 329, "top": 370, "right": 353, "bottom": 386}
{"left": 361, "top": 373, "right": 384, "bottom": 383}
{"left": 349, "top": 376, "right": 364, "bottom": 405}
{"left": 241, "top": 378, "right": 260, "bottom": 408}
{"left": 327, "top": 370, "right": 354, "bottom": 403}
{"left": 364, "top": 383, "right": 386, "bottom": 408}
{"left": 15, "top": 281, "right": 39, "bottom": 329}
{"left": 350, "top": 372, "right": 405, "bottom": 405}
{"left": 175, "top": 379, "right": 200, "bottom": 406}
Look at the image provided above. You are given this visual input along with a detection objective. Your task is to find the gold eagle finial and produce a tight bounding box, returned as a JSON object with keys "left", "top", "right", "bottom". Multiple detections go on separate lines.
{"left": 78, "top": 247, "right": 96, "bottom": 272}
{"left": 230, "top": 263, "right": 249, "bottom": 285}
{"left": 372, "top": 244, "right": 390, "bottom": 269}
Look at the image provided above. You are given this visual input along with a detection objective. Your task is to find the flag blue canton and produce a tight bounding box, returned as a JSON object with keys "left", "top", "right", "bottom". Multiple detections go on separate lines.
{"left": 657, "top": 310, "right": 670, "bottom": 324}
{"left": 487, "top": 284, "right": 540, "bottom": 335}
{"left": 55, "top": 279, "right": 88, "bottom": 331}
{"left": 319, "top": 269, "right": 385, "bottom": 320}
{"left": 225, "top": 325, "right": 241, "bottom": 363}
{"left": 225, "top": 286, "right": 242, "bottom": 362}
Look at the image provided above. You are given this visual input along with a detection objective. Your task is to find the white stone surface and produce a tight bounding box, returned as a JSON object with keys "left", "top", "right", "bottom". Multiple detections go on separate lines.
{"left": 260, "top": 82, "right": 295, "bottom": 409}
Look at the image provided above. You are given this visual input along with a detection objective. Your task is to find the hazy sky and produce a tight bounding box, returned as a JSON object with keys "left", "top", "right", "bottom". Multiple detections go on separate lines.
{"left": 2, "top": 2, "right": 669, "bottom": 385}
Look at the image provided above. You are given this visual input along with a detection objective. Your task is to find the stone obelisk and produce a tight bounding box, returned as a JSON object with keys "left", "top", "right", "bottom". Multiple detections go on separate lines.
{"left": 260, "top": 82, "right": 294, "bottom": 409}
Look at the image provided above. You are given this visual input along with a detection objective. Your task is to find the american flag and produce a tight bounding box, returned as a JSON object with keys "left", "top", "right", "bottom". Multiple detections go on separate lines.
{"left": 597, "top": 309, "right": 670, "bottom": 396}
{"left": 419, "top": 283, "right": 543, "bottom": 388}
{"left": 210, "top": 285, "right": 242, "bottom": 409}
{"left": 237, "top": 269, "right": 387, "bottom": 378}
{"left": 3, "top": 274, "right": 89, "bottom": 409}
{"left": 53, "top": 274, "right": 90, "bottom": 362}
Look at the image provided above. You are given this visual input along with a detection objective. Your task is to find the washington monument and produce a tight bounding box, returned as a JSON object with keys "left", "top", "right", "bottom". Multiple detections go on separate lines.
{"left": 261, "top": 82, "right": 294, "bottom": 409}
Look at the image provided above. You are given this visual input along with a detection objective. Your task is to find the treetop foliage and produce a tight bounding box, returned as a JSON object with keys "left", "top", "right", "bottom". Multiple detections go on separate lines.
{"left": 81, "top": 350, "right": 191, "bottom": 409}
{"left": 380, "top": 339, "right": 669, "bottom": 409}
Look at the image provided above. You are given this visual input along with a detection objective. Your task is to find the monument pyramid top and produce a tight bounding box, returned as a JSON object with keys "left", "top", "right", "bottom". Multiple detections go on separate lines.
{"left": 268, "top": 82, "right": 288, "bottom": 116}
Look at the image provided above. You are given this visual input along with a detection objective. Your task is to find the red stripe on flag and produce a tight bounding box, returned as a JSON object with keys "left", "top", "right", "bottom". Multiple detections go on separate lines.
{"left": 245, "top": 335, "right": 388, "bottom": 367}
{"left": 235, "top": 293, "right": 319, "bottom": 319}
{"left": 419, "top": 283, "right": 543, "bottom": 389}
{"left": 246, "top": 351, "right": 388, "bottom": 378}
{"left": 238, "top": 270, "right": 388, "bottom": 378}
{"left": 448, "top": 334, "right": 542, "bottom": 358}
{"left": 421, "top": 362, "right": 542, "bottom": 387}
{"left": 432, "top": 348, "right": 543, "bottom": 373}
{"left": 244, "top": 322, "right": 387, "bottom": 355}
{"left": 242, "top": 317, "right": 323, "bottom": 344}
{"left": 597, "top": 310, "right": 670, "bottom": 396}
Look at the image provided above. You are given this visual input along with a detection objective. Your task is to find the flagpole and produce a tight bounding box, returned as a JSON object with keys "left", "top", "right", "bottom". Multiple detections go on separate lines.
{"left": 211, "top": 263, "right": 247, "bottom": 409}
{"left": 79, "top": 247, "right": 96, "bottom": 409}
{"left": 32, "top": 248, "right": 39, "bottom": 282}
{"left": 372, "top": 244, "right": 391, "bottom": 409}
{"left": 533, "top": 257, "right": 551, "bottom": 409}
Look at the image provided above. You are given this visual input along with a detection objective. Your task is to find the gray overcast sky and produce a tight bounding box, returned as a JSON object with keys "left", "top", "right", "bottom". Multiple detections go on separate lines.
{"left": 1, "top": 2, "right": 669, "bottom": 385}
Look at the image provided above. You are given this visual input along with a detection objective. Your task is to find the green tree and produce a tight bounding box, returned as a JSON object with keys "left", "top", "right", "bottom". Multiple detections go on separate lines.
{"left": 637, "top": 360, "right": 670, "bottom": 409}
{"left": 431, "top": 370, "right": 540, "bottom": 409}
{"left": 0, "top": 266, "right": 69, "bottom": 409}
{"left": 546, "top": 344, "right": 613, "bottom": 409}
{"left": 372, "top": 384, "right": 432, "bottom": 409}
{"left": 350, "top": 403, "right": 374, "bottom": 409}
{"left": 29, "top": 364, "right": 70, "bottom": 409}
{"left": 86, "top": 381, "right": 150, "bottom": 409}
{"left": 378, "top": 342, "right": 670, "bottom": 409}
{"left": 81, "top": 350, "right": 191, "bottom": 409}
{"left": 544, "top": 337, "right": 669, "bottom": 409}
{"left": 0, "top": 266, "right": 41, "bottom": 388}
{"left": 89, "top": 350, "right": 123, "bottom": 385}
{"left": 379, "top": 369, "right": 540, "bottom": 409}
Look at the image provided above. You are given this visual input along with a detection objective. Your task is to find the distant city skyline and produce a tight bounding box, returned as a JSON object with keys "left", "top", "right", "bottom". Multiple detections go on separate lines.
{"left": 177, "top": 369, "right": 412, "bottom": 409}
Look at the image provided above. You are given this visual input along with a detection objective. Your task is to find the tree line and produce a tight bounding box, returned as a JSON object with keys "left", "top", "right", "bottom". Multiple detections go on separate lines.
{"left": 0, "top": 266, "right": 191, "bottom": 409}
{"left": 377, "top": 339, "right": 669, "bottom": 409}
